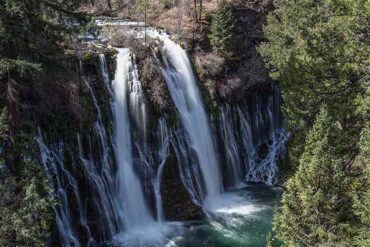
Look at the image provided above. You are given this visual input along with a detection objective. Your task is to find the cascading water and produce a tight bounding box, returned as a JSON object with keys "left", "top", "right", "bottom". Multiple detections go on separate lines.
{"left": 37, "top": 47, "right": 177, "bottom": 246}
{"left": 112, "top": 49, "right": 176, "bottom": 246}
{"left": 37, "top": 136, "right": 82, "bottom": 247}
{"left": 112, "top": 48, "right": 154, "bottom": 230}
{"left": 216, "top": 85, "right": 288, "bottom": 186}
{"left": 158, "top": 36, "right": 223, "bottom": 206}
{"left": 127, "top": 53, "right": 148, "bottom": 144}
{"left": 34, "top": 19, "right": 290, "bottom": 247}
{"left": 219, "top": 105, "right": 244, "bottom": 188}
{"left": 99, "top": 54, "right": 114, "bottom": 99}
{"left": 152, "top": 118, "right": 169, "bottom": 221}
{"left": 242, "top": 86, "right": 288, "bottom": 184}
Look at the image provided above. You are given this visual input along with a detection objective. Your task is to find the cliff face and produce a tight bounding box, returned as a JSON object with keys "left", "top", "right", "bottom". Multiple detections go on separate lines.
{"left": 73, "top": 0, "right": 278, "bottom": 222}
{"left": 79, "top": 0, "right": 275, "bottom": 102}
{"left": 161, "top": 150, "right": 204, "bottom": 221}
{"left": 188, "top": 2, "right": 274, "bottom": 102}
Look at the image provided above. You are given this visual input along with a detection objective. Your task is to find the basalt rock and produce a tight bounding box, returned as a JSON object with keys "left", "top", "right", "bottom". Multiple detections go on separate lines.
{"left": 161, "top": 149, "right": 204, "bottom": 221}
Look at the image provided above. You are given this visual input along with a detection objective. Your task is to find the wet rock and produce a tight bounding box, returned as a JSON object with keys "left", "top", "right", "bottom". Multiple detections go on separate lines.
{"left": 161, "top": 150, "right": 204, "bottom": 221}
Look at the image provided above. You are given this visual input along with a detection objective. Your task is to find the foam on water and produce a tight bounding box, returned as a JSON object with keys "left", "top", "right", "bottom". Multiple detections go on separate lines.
{"left": 112, "top": 222, "right": 183, "bottom": 247}
{"left": 205, "top": 192, "right": 262, "bottom": 216}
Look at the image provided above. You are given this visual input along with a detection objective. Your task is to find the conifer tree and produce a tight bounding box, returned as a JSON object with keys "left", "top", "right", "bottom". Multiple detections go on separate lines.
{"left": 209, "top": 0, "right": 236, "bottom": 53}
{"left": 0, "top": 1, "right": 83, "bottom": 245}
{"left": 273, "top": 107, "right": 365, "bottom": 246}
{"left": 352, "top": 127, "right": 370, "bottom": 246}
{"left": 259, "top": 0, "right": 369, "bottom": 165}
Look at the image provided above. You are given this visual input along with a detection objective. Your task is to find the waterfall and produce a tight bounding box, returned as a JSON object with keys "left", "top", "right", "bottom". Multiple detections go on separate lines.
{"left": 127, "top": 53, "right": 148, "bottom": 145}
{"left": 153, "top": 118, "right": 169, "bottom": 221}
{"left": 113, "top": 48, "right": 154, "bottom": 229}
{"left": 99, "top": 54, "right": 114, "bottom": 99}
{"left": 217, "top": 85, "right": 288, "bottom": 186}
{"left": 80, "top": 57, "right": 120, "bottom": 239}
{"left": 242, "top": 86, "right": 288, "bottom": 184}
{"left": 219, "top": 105, "right": 244, "bottom": 188}
{"left": 34, "top": 19, "right": 290, "bottom": 245}
{"left": 37, "top": 49, "right": 176, "bottom": 246}
{"left": 36, "top": 135, "right": 82, "bottom": 247}
{"left": 158, "top": 37, "right": 223, "bottom": 206}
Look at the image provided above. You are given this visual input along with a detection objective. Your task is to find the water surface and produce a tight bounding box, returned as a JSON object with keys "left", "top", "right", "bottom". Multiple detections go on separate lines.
{"left": 168, "top": 184, "right": 282, "bottom": 247}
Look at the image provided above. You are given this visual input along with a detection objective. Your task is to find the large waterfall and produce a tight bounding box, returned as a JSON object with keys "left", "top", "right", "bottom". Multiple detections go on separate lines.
{"left": 35, "top": 20, "right": 288, "bottom": 247}
{"left": 113, "top": 48, "right": 154, "bottom": 229}
{"left": 159, "top": 36, "right": 223, "bottom": 206}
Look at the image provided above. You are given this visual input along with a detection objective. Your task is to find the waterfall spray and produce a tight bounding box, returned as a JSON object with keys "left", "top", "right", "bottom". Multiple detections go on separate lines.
{"left": 157, "top": 35, "right": 223, "bottom": 207}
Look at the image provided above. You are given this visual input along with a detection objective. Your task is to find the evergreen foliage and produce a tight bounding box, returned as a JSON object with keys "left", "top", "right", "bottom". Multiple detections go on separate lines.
{"left": 259, "top": 0, "right": 369, "bottom": 164}
{"left": 273, "top": 108, "right": 362, "bottom": 246}
{"left": 352, "top": 127, "right": 370, "bottom": 246}
{"left": 209, "top": 0, "right": 236, "bottom": 53}
{"left": 0, "top": 158, "right": 53, "bottom": 246}
{"left": 260, "top": 0, "right": 370, "bottom": 246}
{"left": 266, "top": 232, "right": 278, "bottom": 247}
{"left": 0, "top": 0, "right": 83, "bottom": 245}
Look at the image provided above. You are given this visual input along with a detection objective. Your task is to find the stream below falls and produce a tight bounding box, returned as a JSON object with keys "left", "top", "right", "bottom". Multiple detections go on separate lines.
{"left": 108, "top": 184, "right": 282, "bottom": 247}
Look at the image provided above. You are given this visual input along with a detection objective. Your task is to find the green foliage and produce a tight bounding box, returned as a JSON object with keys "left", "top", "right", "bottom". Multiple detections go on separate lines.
{"left": 0, "top": 0, "right": 64, "bottom": 60}
{"left": 266, "top": 232, "right": 278, "bottom": 247}
{"left": 209, "top": 0, "right": 236, "bottom": 53}
{"left": 0, "top": 155, "right": 53, "bottom": 247}
{"left": 0, "top": 59, "right": 42, "bottom": 82}
{"left": 259, "top": 0, "right": 369, "bottom": 164}
{"left": 0, "top": 108, "right": 9, "bottom": 141}
{"left": 352, "top": 127, "right": 370, "bottom": 246}
{"left": 273, "top": 108, "right": 361, "bottom": 246}
{"left": 259, "top": 6, "right": 370, "bottom": 246}
{"left": 0, "top": 1, "right": 84, "bottom": 246}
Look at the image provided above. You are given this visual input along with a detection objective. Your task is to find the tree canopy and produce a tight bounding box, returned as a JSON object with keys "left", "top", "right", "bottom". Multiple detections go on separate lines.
{"left": 260, "top": 0, "right": 370, "bottom": 246}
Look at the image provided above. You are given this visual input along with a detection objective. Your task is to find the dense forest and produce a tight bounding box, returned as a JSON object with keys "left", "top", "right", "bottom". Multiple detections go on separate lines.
{"left": 0, "top": 0, "right": 369, "bottom": 247}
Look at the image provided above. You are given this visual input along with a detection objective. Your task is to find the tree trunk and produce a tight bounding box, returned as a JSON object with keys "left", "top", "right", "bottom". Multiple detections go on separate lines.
{"left": 193, "top": 0, "right": 198, "bottom": 22}
{"left": 107, "top": 0, "right": 112, "bottom": 9}
{"left": 198, "top": 0, "right": 202, "bottom": 21}
{"left": 144, "top": 1, "right": 147, "bottom": 46}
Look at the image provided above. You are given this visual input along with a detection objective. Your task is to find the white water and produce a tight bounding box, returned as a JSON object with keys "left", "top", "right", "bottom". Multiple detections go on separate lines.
{"left": 159, "top": 37, "right": 223, "bottom": 206}
{"left": 37, "top": 135, "right": 82, "bottom": 247}
{"left": 113, "top": 48, "right": 154, "bottom": 229}
{"left": 153, "top": 118, "right": 170, "bottom": 221}
{"left": 113, "top": 49, "right": 178, "bottom": 246}
{"left": 219, "top": 105, "right": 244, "bottom": 188}
{"left": 127, "top": 53, "right": 148, "bottom": 144}
{"left": 36, "top": 20, "right": 290, "bottom": 246}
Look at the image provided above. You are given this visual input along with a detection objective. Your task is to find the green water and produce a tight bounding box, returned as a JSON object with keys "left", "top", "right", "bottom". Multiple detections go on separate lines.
{"left": 110, "top": 185, "right": 282, "bottom": 247}
{"left": 170, "top": 185, "right": 282, "bottom": 247}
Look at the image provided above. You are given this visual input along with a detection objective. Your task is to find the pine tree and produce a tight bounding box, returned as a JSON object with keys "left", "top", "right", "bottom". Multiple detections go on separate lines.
{"left": 352, "top": 127, "right": 370, "bottom": 246}
{"left": 0, "top": 1, "right": 83, "bottom": 245}
{"left": 273, "top": 107, "right": 362, "bottom": 246}
{"left": 259, "top": 0, "right": 369, "bottom": 165}
{"left": 209, "top": 0, "right": 236, "bottom": 53}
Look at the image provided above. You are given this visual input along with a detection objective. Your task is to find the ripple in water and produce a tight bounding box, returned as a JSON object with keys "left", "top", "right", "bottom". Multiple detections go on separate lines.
{"left": 168, "top": 184, "right": 282, "bottom": 247}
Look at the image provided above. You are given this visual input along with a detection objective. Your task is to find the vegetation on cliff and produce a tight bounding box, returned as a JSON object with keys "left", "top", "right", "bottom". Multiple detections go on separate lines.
{"left": 209, "top": 0, "right": 236, "bottom": 54}
{"left": 0, "top": 0, "right": 97, "bottom": 245}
